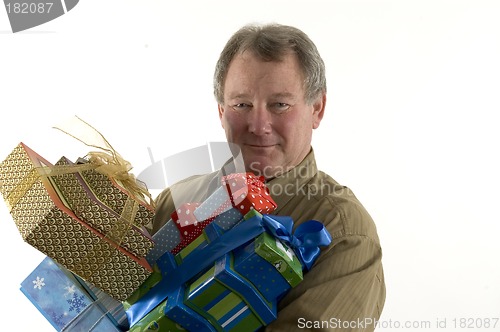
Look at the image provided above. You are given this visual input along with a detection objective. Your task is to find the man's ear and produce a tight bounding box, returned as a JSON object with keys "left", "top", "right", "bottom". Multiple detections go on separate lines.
{"left": 312, "top": 93, "right": 326, "bottom": 129}
{"left": 218, "top": 104, "right": 225, "bottom": 128}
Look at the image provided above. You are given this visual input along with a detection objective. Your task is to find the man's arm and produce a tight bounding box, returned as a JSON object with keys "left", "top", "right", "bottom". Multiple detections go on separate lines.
{"left": 265, "top": 188, "right": 386, "bottom": 332}
{"left": 266, "top": 233, "right": 385, "bottom": 331}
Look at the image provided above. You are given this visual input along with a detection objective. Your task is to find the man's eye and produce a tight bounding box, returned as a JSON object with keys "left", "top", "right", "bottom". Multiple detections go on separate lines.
{"left": 232, "top": 103, "right": 252, "bottom": 111}
{"left": 270, "top": 102, "right": 291, "bottom": 113}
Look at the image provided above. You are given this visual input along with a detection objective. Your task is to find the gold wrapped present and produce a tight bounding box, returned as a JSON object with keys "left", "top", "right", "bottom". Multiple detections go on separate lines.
{"left": 0, "top": 143, "right": 153, "bottom": 301}
{"left": 51, "top": 156, "right": 154, "bottom": 259}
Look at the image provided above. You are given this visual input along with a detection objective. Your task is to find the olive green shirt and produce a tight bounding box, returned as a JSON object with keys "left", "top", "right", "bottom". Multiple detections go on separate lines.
{"left": 151, "top": 149, "right": 385, "bottom": 331}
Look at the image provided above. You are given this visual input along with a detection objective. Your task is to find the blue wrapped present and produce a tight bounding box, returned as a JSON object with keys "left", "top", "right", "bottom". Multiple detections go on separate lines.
{"left": 74, "top": 275, "right": 129, "bottom": 330}
{"left": 125, "top": 252, "right": 216, "bottom": 332}
{"left": 193, "top": 186, "right": 233, "bottom": 221}
{"left": 145, "top": 218, "right": 181, "bottom": 264}
{"left": 20, "top": 256, "right": 122, "bottom": 331}
{"left": 145, "top": 188, "right": 244, "bottom": 265}
{"left": 192, "top": 185, "right": 245, "bottom": 231}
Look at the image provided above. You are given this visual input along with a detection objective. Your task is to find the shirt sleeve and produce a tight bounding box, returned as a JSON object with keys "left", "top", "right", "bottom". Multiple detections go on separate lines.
{"left": 265, "top": 199, "right": 386, "bottom": 331}
{"left": 148, "top": 187, "right": 174, "bottom": 235}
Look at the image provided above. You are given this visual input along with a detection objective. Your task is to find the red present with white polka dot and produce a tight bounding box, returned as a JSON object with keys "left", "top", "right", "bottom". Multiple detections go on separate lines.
{"left": 170, "top": 202, "right": 212, "bottom": 254}
{"left": 221, "top": 173, "right": 277, "bottom": 215}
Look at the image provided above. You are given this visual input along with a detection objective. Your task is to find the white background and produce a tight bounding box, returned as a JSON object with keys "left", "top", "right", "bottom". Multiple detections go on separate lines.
{"left": 1, "top": 1, "right": 500, "bottom": 331}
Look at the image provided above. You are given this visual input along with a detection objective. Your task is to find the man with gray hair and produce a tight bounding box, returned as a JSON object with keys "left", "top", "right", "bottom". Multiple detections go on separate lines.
{"left": 153, "top": 23, "right": 385, "bottom": 331}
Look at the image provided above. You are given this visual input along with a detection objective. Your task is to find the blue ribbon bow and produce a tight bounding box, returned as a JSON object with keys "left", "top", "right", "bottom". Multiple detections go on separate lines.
{"left": 261, "top": 214, "right": 332, "bottom": 270}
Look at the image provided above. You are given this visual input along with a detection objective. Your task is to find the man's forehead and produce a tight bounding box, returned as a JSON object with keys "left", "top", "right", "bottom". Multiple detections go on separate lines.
{"left": 223, "top": 51, "right": 306, "bottom": 101}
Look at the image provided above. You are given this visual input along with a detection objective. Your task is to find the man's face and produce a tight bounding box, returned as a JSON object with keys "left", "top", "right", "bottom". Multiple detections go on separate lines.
{"left": 218, "top": 51, "right": 325, "bottom": 179}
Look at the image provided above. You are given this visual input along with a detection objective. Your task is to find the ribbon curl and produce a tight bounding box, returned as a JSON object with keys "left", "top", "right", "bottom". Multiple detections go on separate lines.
{"left": 53, "top": 115, "right": 154, "bottom": 209}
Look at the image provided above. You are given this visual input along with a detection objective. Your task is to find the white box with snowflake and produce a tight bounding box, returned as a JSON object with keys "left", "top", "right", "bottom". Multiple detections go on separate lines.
{"left": 20, "top": 256, "right": 123, "bottom": 331}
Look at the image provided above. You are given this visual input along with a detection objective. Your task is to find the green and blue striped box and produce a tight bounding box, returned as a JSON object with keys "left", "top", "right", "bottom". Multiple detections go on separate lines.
{"left": 185, "top": 253, "right": 277, "bottom": 332}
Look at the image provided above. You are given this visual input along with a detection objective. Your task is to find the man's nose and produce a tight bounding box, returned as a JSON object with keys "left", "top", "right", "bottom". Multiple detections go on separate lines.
{"left": 248, "top": 105, "right": 272, "bottom": 136}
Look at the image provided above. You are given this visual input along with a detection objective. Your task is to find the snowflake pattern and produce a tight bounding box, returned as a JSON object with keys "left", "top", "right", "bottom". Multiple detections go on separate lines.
{"left": 51, "top": 312, "right": 67, "bottom": 327}
{"left": 67, "top": 292, "right": 88, "bottom": 313}
{"left": 32, "top": 276, "right": 45, "bottom": 290}
{"left": 64, "top": 284, "right": 77, "bottom": 297}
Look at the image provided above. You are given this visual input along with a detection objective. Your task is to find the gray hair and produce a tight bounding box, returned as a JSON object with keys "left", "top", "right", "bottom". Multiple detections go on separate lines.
{"left": 213, "top": 23, "right": 327, "bottom": 105}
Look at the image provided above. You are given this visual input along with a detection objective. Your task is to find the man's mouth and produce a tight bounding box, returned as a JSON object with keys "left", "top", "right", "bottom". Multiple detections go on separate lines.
{"left": 245, "top": 144, "right": 277, "bottom": 148}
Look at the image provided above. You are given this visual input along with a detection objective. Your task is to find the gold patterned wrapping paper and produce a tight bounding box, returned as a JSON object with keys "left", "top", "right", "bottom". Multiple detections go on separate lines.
{"left": 0, "top": 143, "right": 153, "bottom": 301}
{"left": 78, "top": 164, "right": 155, "bottom": 228}
{"left": 51, "top": 156, "right": 154, "bottom": 259}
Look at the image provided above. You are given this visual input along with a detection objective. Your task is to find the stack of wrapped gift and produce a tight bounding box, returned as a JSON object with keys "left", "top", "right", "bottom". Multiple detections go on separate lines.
{"left": 0, "top": 142, "right": 156, "bottom": 305}
{"left": 124, "top": 173, "right": 332, "bottom": 331}
{"left": 3, "top": 138, "right": 332, "bottom": 331}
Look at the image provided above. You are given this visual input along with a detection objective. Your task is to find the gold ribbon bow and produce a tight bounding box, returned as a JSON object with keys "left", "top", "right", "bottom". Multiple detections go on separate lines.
{"left": 53, "top": 115, "right": 154, "bottom": 209}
